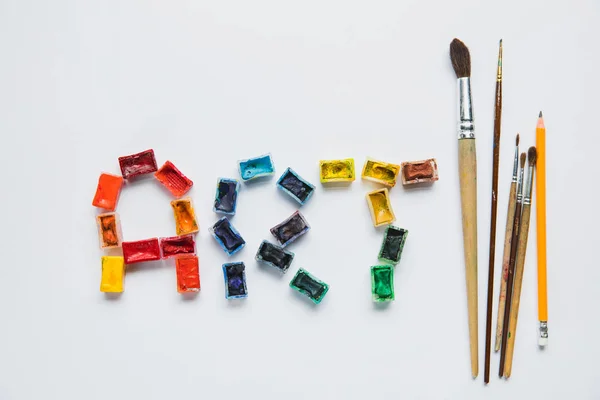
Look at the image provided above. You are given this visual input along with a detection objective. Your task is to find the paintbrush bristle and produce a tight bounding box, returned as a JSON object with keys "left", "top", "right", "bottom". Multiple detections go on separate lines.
{"left": 516, "top": 134, "right": 520, "bottom": 146}
{"left": 528, "top": 147, "right": 537, "bottom": 165}
{"left": 450, "top": 38, "right": 471, "bottom": 78}
{"left": 520, "top": 153, "right": 526, "bottom": 168}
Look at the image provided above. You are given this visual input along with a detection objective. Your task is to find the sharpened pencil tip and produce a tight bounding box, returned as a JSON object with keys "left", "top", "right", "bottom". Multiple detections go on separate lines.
{"left": 537, "top": 112, "right": 545, "bottom": 129}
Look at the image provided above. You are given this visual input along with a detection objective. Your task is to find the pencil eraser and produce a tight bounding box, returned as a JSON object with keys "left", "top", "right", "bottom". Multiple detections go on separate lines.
{"left": 538, "top": 337, "right": 548, "bottom": 347}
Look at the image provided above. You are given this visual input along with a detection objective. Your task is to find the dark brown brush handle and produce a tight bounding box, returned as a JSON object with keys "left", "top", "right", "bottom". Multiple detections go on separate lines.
{"left": 485, "top": 67, "right": 502, "bottom": 384}
{"left": 499, "top": 199, "right": 522, "bottom": 376}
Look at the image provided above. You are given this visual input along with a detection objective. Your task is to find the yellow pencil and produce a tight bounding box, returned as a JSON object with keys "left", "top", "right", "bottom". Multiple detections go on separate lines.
{"left": 536, "top": 112, "right": 548, "bottom": 347}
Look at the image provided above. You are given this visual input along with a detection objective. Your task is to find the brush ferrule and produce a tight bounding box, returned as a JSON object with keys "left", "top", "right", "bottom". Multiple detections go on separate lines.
{"left": 512, "top": 147, "right": 519, "bottom": 182}
{"left": 497, "top": 41, "right": 502, "bottom": 82}
{"left": 457, "top": 77, "right": 475, "bottom": 139}
{"left": 517, "top": 168, "right": 525, "bottom": 202}
{"left": 524, "top": 165, "right": 534, "bottom": 204}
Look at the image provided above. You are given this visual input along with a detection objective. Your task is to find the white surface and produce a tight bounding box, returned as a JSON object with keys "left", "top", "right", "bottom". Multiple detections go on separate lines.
{"left": 0, "top": 1, "right": 599, "bottom": 399}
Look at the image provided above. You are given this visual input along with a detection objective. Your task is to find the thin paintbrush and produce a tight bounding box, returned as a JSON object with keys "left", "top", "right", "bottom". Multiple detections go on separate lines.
{"left": 484, "top": 39, "right": 502, "bottom": 384}
{"left": 536, "top": 112, "right": 548, "bottom": 347}
{"left": 504, "top": 147, "right": 537, "bottom": 377}
{"left": 495, "top": 134, "right": 519, "bottom": 352}
{"left": 450, "top": 38, "right": 478, "bottom": 378}
{"left": 499, "top": 152, "right": 526, "bottom": 377}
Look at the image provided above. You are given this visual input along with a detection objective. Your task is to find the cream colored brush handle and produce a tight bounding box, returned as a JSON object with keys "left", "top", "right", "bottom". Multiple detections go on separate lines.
{"left": 495, "top": 181, "right": 517, "bottom": 352}
{"left": 504, "top": 204, "right": 532, "bottom": 377}
{"left": 458, "top": 138, "right": 478, "bottom": 378}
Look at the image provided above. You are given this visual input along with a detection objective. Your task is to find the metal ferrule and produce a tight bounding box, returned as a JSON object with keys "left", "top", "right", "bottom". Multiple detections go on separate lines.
{"left": 516, "top": 167, "right": 525, "bottom": 203}
{"left": 539, "top": 321, "right": 548, "bottom": 338}
{"left": 511, "top": 147, "right": 519, "bottom": 182}
{"left": 538, "top": 321, "right": 549, "bottom": 346}
{"left": 457, "top": 77, "right": 475, "bottom": 139}
{"left": 497, "top": 41, "right": 503, "bottom": 82}
{"left": 497, "top": 62, "right": 502, "bottom": 82}
{"left": 524, "top": 165, "right": 534, "bottom": 205}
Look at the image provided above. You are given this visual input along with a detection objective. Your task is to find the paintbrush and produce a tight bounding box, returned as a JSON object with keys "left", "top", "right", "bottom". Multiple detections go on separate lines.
{"left": 484, "top": 39, "right": 502, "bottom": 384}
{"left": 499, "top": 152, "right": 526, "bottom": 377}
{"left": 450, "top": 38, "right": 478, "bottom": 378}
{"left": 495, "top": 134, "right": 519, "bottom": 352}
{"left": 504, "top": 147, "right": 537, "bottom": 377}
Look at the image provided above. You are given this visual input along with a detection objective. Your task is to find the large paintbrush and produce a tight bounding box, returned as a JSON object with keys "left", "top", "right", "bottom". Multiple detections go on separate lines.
{"left": 450, "top": 38, "right": 478, "bottom": 378}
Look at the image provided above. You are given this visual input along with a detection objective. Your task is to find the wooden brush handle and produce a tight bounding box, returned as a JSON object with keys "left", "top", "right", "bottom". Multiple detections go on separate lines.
{"left": 494, "top": 181, "right": 517, "bottom": 352}
{"left": 458, "top": 138, "right": 478, "bottom": 378}
{"left": 504, "top": 204, "right": 532, "bottom": 377}
{"left": 499, "top": 199, "right": 522, "bottom": 376}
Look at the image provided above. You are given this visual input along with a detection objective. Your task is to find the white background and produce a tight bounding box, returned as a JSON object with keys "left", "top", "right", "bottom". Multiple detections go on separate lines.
{"left": 0, "top": 0, "right": 599, "bottom": 399}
